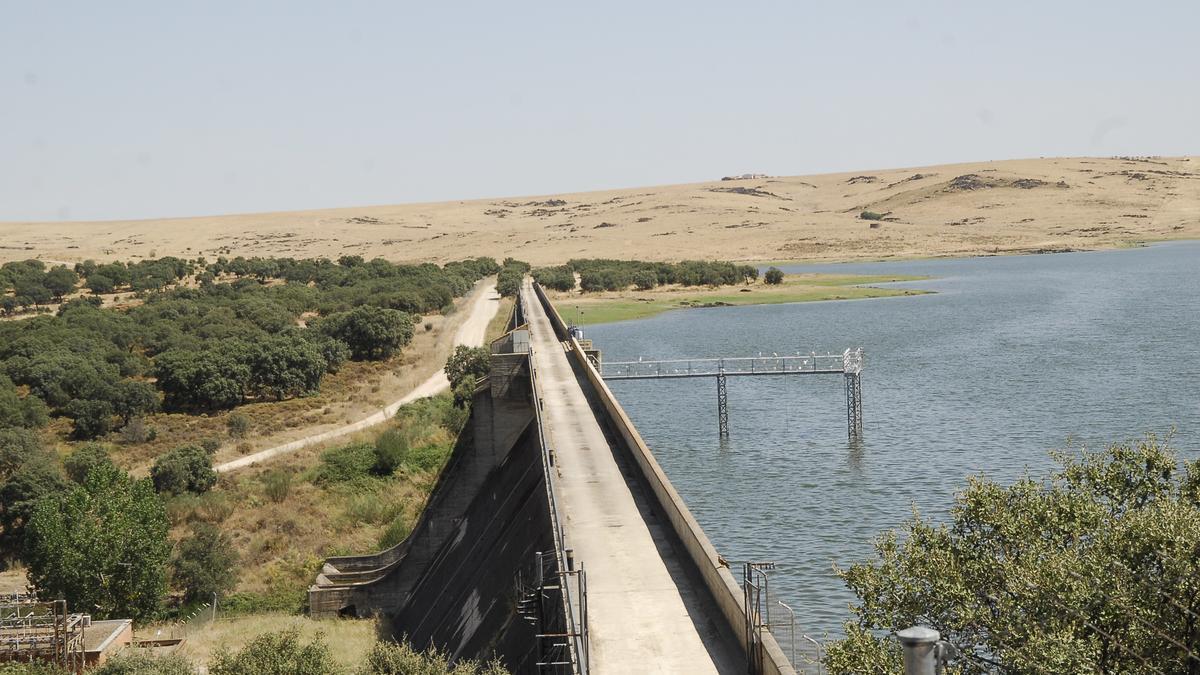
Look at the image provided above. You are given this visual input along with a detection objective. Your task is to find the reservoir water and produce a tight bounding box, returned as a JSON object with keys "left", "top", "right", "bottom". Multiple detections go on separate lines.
{"left": 585, "top": 241, "right": 1200, "bottom": 641}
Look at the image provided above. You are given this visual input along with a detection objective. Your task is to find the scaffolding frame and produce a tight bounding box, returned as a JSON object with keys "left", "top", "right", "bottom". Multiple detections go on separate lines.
{"left": 0, "top": 599, "right": 86, "bottom": 672}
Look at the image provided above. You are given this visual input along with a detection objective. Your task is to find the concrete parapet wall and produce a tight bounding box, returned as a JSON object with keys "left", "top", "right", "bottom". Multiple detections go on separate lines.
{"left": 532, "top": 283, "right": 796, "bottom": 675}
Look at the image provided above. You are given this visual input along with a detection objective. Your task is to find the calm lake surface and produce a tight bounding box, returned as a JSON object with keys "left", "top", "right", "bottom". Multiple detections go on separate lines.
{"left": 585, "top": 241, "right": 1200, "bottom": 640}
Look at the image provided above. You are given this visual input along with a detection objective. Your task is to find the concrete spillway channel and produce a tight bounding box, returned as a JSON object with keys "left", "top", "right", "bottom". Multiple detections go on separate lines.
{"left": 309, "top": 280, "right": 793, "bottom": 674}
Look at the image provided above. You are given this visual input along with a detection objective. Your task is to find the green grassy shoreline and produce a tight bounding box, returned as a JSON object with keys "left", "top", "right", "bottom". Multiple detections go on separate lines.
{"left": 554, "top": 274, "right": 931, "bottom": 325}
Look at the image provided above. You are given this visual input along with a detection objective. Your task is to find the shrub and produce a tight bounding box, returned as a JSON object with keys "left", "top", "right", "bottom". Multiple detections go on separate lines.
{"left": 226, "top": 413, "right": 251, "bottom": 438}
{"left": 313, "top": 443, "right": 376, "bottom": 485}
{"left": 373, "top": 428, "right": 411, "bottom": 476}
{"left": 262, "top": 469, "right": 291, "bottom": 503}
{"left": 150, "top": 446, "right": 217, "bottom": 495}
{"left": 0, "top": 663, "right": 74, "bottom": 675}
{"left": 210, "top": 629, "right": 342, "bottom": 675}
{"left": 406, "top": 443, "right": 450, "bottom": 473}
{"left": 357, "top": 641, "right": 509, "bottom": 675}
{"left": 452, "top": 375, "right": 476, "bottom": 409}
{"left": 340, "top": 488, "right": 407, "bottom": 526}
{"left": 120, "top": 417, "right": 151, "bottom": 444}
{"left": 63, "top": 443, "right": 114, "bottom": 484}
{"left": 764, "top": 267, "right": 784, "bottom": 285}
{"left": 859, "top": 210, "right": 884, "bottom": 221}
{"left": 377, "top": 515, "right": 411, "bottom": 550}
{"left": 172, "top": 521, "right": 239, "bottom": 604}
{"left": 441, "top": 401, "right": 469, "bottom": 433}
{"left": 93, "top": 652, "right": 195, "bottom": 675}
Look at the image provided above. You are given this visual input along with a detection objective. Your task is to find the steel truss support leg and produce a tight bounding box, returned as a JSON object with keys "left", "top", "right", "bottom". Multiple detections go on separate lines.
{"left": 717, "top": 370, "right": 729, "bottom": 437}
{"left": 845, "top": 372, "right": 862, "bottom": 440}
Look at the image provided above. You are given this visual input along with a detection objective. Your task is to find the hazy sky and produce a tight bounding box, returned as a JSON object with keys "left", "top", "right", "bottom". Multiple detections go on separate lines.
{"left": 2, "top": 1, "right": 1197, "bottom": 221}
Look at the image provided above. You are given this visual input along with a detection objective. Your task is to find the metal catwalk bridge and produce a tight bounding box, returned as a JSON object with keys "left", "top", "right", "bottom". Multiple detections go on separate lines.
{"left": 599, "top": 350, "right": 865, "bottom": 439}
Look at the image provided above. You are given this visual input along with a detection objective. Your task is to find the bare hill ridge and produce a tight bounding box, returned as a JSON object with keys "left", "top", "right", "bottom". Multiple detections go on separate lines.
{"left": 3, "top": 156, "right": 1197, "bottom": 265}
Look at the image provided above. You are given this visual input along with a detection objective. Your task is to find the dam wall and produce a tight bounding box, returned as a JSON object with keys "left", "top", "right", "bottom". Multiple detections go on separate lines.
{"left": 310, "top": 330, "right": 572, "bottom": 673}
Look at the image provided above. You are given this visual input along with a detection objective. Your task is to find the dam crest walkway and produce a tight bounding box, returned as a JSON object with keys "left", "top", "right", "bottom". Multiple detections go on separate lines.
{"left": 521, "top": 280, "right": 745, "bottom": 674}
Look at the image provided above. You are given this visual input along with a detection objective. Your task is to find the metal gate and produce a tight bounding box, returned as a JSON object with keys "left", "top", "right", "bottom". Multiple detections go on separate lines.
{"left": 744, "top": 561, "right": 775, "bottom": 674}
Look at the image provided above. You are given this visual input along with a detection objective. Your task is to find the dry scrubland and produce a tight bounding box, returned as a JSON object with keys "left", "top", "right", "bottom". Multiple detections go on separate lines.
{"left": 2, "top": 157, "right": 1196, "bottom": 266}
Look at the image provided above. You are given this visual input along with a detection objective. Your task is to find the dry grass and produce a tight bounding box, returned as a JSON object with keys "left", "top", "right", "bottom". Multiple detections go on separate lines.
{"left": 486, "top": 296, "right": 515, "bottom": 342}
{"left": 3, "top": 157, "right": 1196, "bottom": 267}
{"left": 156, "top": 613, "right": 377, "bottom": 669}
{"left": 161, "top": 393, "right": 454, "bottom": 612}
{"left": 0, "top": 567, "right": 28, "bottom": 595}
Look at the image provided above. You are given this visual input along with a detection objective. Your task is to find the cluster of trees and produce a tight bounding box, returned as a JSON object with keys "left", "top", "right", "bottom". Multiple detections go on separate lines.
{"left": 0, "top": 255, "right": 500, "bottom": 438}
{"left": 0, "top": 260, "right": 80, "bottom": 313}
{"left": 533, "top": 259, "right": 761, "bottom": 293}
{"left": 825, "top": 437, "right": 1200, "bottom": 674}
{"left": 0, "top": 431, "right": 234, "bottom": 620}
{"left": 204, "top": 254, "right": 500, "bottom": 315}
{"left": 496, "top": 258, "right": 531, "bottom": 297}
{"left": 75, "top": 256, "right": 193, "bottom": 295}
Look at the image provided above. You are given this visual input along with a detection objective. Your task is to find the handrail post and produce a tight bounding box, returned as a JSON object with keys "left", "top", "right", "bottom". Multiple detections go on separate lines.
{"left": 897, "top": 626, "right": 940, "bottom": 675}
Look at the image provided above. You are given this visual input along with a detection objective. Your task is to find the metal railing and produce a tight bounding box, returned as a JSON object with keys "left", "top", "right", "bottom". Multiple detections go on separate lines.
{"left": 600, "top": 354, "right": 848, "bottom": 380}
{"left": 526, "top": 291, "right": 589, "bottom": 675}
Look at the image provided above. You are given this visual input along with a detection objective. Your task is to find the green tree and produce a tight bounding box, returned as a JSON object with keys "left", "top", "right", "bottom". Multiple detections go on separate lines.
{"left": 155, "top": 349, "right": 251, "bottom": 411}
{"left": 150, "top": 446, "right": 217, "bottom": 495}
{"left": 171, "top": 521, "right": 239, "bottom": 604}
{"left": 247, "top": 334, "right": 326, "bottom": 400}
{"left": 112, "top": 379, "right": 160, "bottom": 425}
{"left": 25, "top": 464, "right": 170, "bottom": 620}
{"left": 63, "top": 443, "right": 115, "bottom": 484}
{"left": 318, "top": 306, "right": 413, "bottom": 361}
{"left": 452, "top": 374, "right": 477, "bottom": 409}
{"left": 444, "top": 345, "right": 490, "bottom": 390}
{"left": 0, "top": 376, "right": 48, "bottom": 428}
{"left": 15, "top": 280, "right": 52, "bottom": 308}
{"left": 86, "top": 274, "right": 116, "bottom": 295}
{"left": 764, "top": 267, "right": 784, "bottom": 285}
{"left": 209, "top": 629, "right": 342, "bottom": 675}
{"left": 0, "top": 451, "right": 67, "bottom": 562}
{"left": 42, "top": 266, "right": 79, "bottom": 301}
{"left": 825, "top": 436, "right": 1200, "bottom": 674}
{"left": 64, "top": 398, "right": 115, "bottom": 440}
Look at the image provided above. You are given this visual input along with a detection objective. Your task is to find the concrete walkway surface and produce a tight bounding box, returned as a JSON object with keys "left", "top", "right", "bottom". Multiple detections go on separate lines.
{"left": 522, "top": 280, "right": 742, "bottom": 674}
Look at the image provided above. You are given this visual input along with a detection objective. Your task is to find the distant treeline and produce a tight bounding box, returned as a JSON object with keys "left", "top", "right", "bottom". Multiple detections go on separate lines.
{"left": 532, "top": 259, "right": 760, "bottom": 292}
{"left": 1, "top": 257, "right": 193, "bottom": 313}
{"left": 0, "top": 255, "right": 507, "bottom": 439}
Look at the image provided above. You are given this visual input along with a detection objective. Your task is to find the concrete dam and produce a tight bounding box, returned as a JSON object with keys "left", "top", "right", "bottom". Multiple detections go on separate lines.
{"left": 310, "top": 280, "right": 795, "bottom": 675}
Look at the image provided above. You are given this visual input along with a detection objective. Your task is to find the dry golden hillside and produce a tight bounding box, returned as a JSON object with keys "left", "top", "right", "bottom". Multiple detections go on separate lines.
{"left": 3, "top": 156, "right": 1197, "bottom": 265}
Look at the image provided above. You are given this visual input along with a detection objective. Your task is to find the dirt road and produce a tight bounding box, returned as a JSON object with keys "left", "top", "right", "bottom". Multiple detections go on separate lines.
{"left": 216, "top": 281, "right": 501, "bottom": 473}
